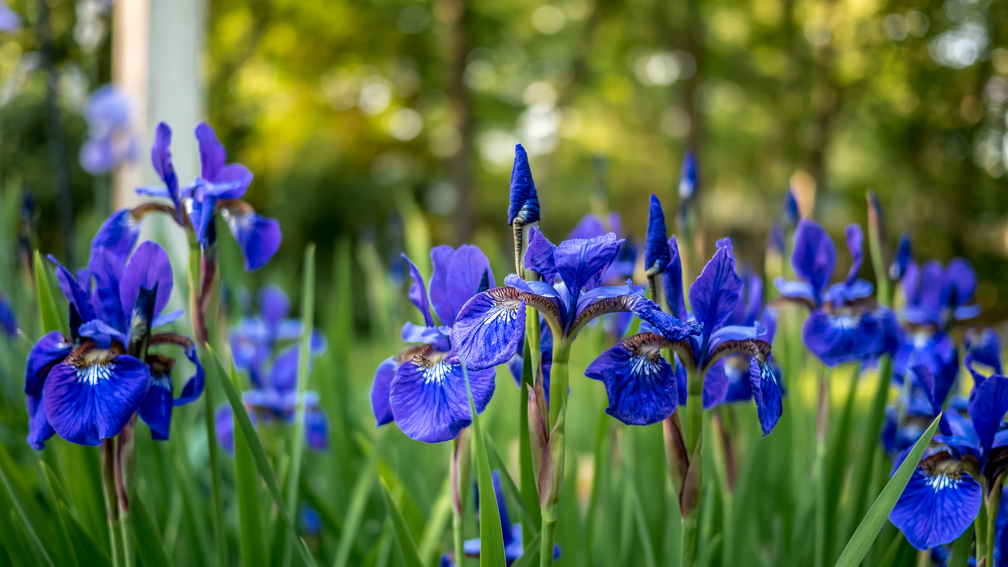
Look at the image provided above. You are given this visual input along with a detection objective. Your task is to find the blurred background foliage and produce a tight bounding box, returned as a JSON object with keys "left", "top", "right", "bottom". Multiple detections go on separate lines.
{"left": 1, "top": 0, "right": 1008, "bottom": 317}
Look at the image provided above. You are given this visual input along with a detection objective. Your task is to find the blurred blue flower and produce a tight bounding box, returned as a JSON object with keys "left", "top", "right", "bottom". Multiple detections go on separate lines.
{"left": 371, "top": 245, "right": 497, "bottom": 443}
{"left": 0, "top": 291, "right": 18, "bottom": 337}
{"left": 776, "top": 220, "right": 901, "bottom": 367}
{"left": 78, "top": 86, "right": 138, "bottom": 175}
{"left": 0, "top": 1, "right": 21, "bottom": 31}
{"left": 901, "top": 256, "right": 980, "bottom": 329}
{"left": 889, "top": 232, "right": 912, "bottom": 282}
{"left": 781, "top": 185, "right": 799, "bottom": 228}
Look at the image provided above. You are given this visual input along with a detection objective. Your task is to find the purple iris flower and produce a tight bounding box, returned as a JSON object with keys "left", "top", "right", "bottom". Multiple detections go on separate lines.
{"left": 371, "top": 245, "right": 498, "bottom": 444}
{"left": 0, "top": 1, "right": 21, "bottom": 31}
{"left": 230, "top": 285, "right": 317, "bottom": 388}
{"left": 101, "top": 121, "right": 281, "bottom": 272}
{"left": 454, "top": 471, "right": 560, "bottom": 565}
{"left": 508, "top": 144, "right": 540, "bottom": 227}
{"left": 585, "top": 237, "right": 781, "bottom": 433}
{"left": 901, "top": 256, "right": 980, "bottom": 329}
{"left": 775, "top": 219, "right": 901, "bottom": 367}
{"left": 888, "top": 361, "right": 1008, "bottom": 550}
{"left": 79, "top": 85, "right": 138, "bottom": 175}
{"left": 216, "top": 390, "right": 329, "bottom": 454}
{"left": 26, "top": 242, "right": 203, "bottom": 447}
{"left": 644, "top": 195, "right": 671, "bottom": 278}
{"left": 451, "top": 228, "right": 699, "bottom": 378}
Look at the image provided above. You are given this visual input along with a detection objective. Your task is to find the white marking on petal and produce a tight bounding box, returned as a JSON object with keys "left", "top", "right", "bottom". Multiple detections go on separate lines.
{"left": 77, "top": 362, "right": 115, "bottom": 386}
{"left": 925, "top": 473, "right": 961, "bottom": 491}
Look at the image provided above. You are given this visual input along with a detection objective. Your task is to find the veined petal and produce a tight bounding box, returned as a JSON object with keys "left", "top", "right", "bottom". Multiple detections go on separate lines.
{"left": 89, "top": 247, "right": 126, "bottom": 331}
{"left": 508, "top": 144, "right": 540, "bottom": 226}
{"left": 403, "top": 253, "right": 435, "bottom": 327}
{"left": 372, "top": 356, "right": 401, "bottom": 426}
{"left": 662, "top": 236, "right": 688, "bottom": 321}
{"left": 791, "top": 219, "right": 836, "bottom": 302}
{"left": 120, "top": 241, "right": 173, "bottom": 321}
{"left": 525, "top": 227, "right": 557, "bottom": 283}
{"left": 90, "top": 209, "right": 141, "bottom": 264}
{"left": 689, "top": 238, "right": 743, "bottom": 340}
{"left": 210, "top": 164, "right": 252, "bottom": 199}
{"left": 429, "top": 245, "right": 457, "bottom": 325}
{"left": 43, "top": 344, "right": 151, "bottom": 446}
{"left": 401, "top": 322, "right": 451, "bottom": 350}
{"left": 195, "top": 122, "right": 226, "bottom": 180}
{"left": 389, "top": 346, "right": 496, "bottom": 443}
{"left": 554, "top": 232, "right": 624, "bottom": 294}
{"left": 969, "top": 374, "right": 1008, "bottom": 454}
{"left": 151, "top": 122, "right": 183, "bottom": 220}
{"left": 585, "top": 333, "right": 678, "bottom": 425}
{"left": 889, "top": 453, "right": 981, "bottom": 550}
{"left": 802, "top": 308, "right": 888, "bottom": 368}
{"left": 138, "top": 355, "right": 174, "bottom": 440}
{"left": 844, "top": 224, "right": 864, "bottom": 286}
{"left": 26, "top": 393, "right": 55, "bottom": 450}
{"left": 446, "top": 245, "right": 495, "bottom": 326}
{"left": 451, "top": 288, "right": 543, "bottom": 370}
{"left": 50, "top": 255, "right": 96, "bottom": 322}
{"left": 25, "top": 331, "right": 72, "bottom": 396}
{"left": 220, "top": 205, "right": 281, "bottom": 271}
{"left": 750, "top": 356, "right": 783, "bottom": 435}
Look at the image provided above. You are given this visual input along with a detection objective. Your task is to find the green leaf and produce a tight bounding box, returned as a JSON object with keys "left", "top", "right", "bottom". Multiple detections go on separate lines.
{"left": 834, "top": 413, "right": 941, "bottom": 567}
{"left": 131, "top": 493, "right": 172, "bottom": 567}
{"left": 464, "top": 363, "right": 507, "bottom": 567}
{"left": 619, "top": 433, "right": 656, "bottom": 567}
{"left": 333, "top": 432, "right": 385, "bottom": 567}
{"left": 0, "top": 448, "right": 55, "bottom": 567}
{"left": 230, "top": 360, "right": 268, "bottom": 567}
{"left": 60, "top": 503, "right": 111, "bottom": 567}
{"left": 948, "top": 522, "right": 973, "bottom": 567}
{"left": 507, "top": 531, "right": 542, "bottom": 567}
{"left": 34, "top": 250, "right": 65, "bottom": 335}
{"left": 380, "top": 480, "right": 424, "bottom": 567}
{"left": 485, "top": 435, "right": 537, "bottom": 535}
{"left": 37, "top": 461, "right": 78, "bottom": 567}
{"left": 416, "top": 479, "right": 451, "bottom": 567}
{"left": 205, "top": 346, "right": 318, "bottom": 567}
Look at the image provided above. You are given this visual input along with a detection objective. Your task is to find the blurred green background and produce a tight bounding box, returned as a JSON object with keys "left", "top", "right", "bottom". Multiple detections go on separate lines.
{"left": 1, "top": 0, "right": 1007, "bottom": 315}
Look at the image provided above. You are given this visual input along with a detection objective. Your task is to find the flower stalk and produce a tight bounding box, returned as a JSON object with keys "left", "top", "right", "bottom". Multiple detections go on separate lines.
{"left": 101, "top": 438, "right": 123, "bottom": 567}
{"left": 987, "top": 475, "right": 1004, "bottom": 567}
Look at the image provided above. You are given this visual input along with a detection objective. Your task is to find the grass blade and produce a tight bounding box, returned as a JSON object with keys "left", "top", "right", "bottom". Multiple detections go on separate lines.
{"left": 205, "top": 345, "right": 318, "bottom": 567}
{"left": 465, "top": 363, "right": 507, "bottom": 567}
{"left": 834, "top": 413, "right": 941, "bottom": 567}
{"left": 34, "top": 250, "right": 64, "bottom": 334}
{"left": 417, "top": 479, "right": 452, "bottom": 566}
{"left": 38, "top": 461, "right": 78, "bottom": 567}
{"left": 485, "top": 435, "right": 537, "bottom": 534}
{"left": 333, "top": 432, "right": 385, "bottom": 567}
{"left": 230, "top": 360, "right": 268, "bottom": 567}
{"left": 131, "top": 494, "right": 172, "bottom": 567}
{"left": 0, "top": 449, "right": 55, "bottom": 567}
{"left": 380, "top": 479, "right": 424, "bottom": 567}
{"left": 61, "top": 502, "right": 111, "bottom": 567}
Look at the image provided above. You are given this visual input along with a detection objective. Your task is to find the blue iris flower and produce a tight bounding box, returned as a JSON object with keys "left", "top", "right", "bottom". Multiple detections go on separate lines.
{"left": 370, "top": 245, "right": 499, "bottom": 444}
{"left": 0, "top": 289, "right": 18, "bottom": 337}
{"left": 25, "top": 241, "right": 204, "bottom": 447}
{"left": 888, "top": 359, "right": 1008, "bottom": 550}
{"left": 99, "top": 121, "right": 281, "bottom": 272}
{"left": 451, "top": 228, "right": 700, "bottom": 375}
{"left": 450, "top": 471, "right": 560, "bottom": 565}
{"left": 889, "top": 233, "right": 912, "bottom": 282}
{"left": 0, "top": 1, "right": 21, "bottom": 31}
{"left": 901, "top": 256, "right": 980, "bottom": 329}
{"left": 78, "top": 85, "right": 138, "bottom": 175}
{"left": 584, "top": 236, "right": 782, "bottom": 435}
{"left": 508, "top": 144, "right": 540, "bottom": 227}
{"left": 218, "top": 286, "right": 328, "bottom": 453}
{"left": 776, "top": 219, "right": 901, "bottom": 367}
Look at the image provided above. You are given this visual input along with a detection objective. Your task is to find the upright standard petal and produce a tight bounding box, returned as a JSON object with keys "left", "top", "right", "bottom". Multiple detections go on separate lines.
{"left": 195, "top": 122, "right": 227, "bottom": 181}
{"left": 554, "top": 233, "right": 623, "bottom": 295}
{"left": 568, "top": 214, "right": 606, "bottom": 240}
{"left": 644, "top": 195, "right": 671, "bottom": 276}
{"left": 450, "top": 288, "right": 529, "bottom": 370}
{"left": 889, "top": 453, "right": 982, "bottom": 550}
{"left": 663, "top": 236, "right": 688, "bottom": 320}
{"left": 429, "top": 245, "right": 457, "bottom": 325}
{"left": 259, "top": 286, "right": 291, "bottom": 329}
{"left": 151, "top": 122, "right": 183, "bottom": 220}
{"left": 269, "top": 345, "right": 301, "bottom": 393}
{"left": 791, "top": 219, "right": 836, "bottom": 302}
{"left": 525, "top": 227, "right": 558, "bottom": 283}
{"left": 966, "top": 328, "right": 1002, "bottom": 381}
{"left": 943, "top": 258, "right": 977, "bottom": 310}
{"left": 802, "top": 308, "right": 887, "bottom": 368}
{"left": 119, "top": 241, "right": 173, "bottom": 319}
{"left": 844, "top": 224, "right": 864, "bottom": 285}
{"left": 50, "top": 256, "right": 97, "bottom": 322}
{"left": 750, "top": 357, "right": 783, "bottom": 435}
{"left": 970, "top": 374, "right": 1008, "bottom": 453}
{"left": 43, "top": 345, "right": 151, "bottom": 446}
{"left": 89, "top": 247, "right": 127, "bottom": 331}
{"left": 585, "top": 333, "right": 678, "bottom": 425}
{"left": 91, "top": 209, "right": 141, "bottom": 263}
{"left": 689, "top": 238, "right": 743, "bottom": 342}
{"left": 889, "top": 233, "right": 911, "bottom": 281}
{"left": 403, "top": 253, "right": 435, "bottom": 327}
{"left": 508, "top": 144, "right": 540, "bottom": 226}
{"left": 446, "top": 245, "right": 495, "bottom": 325}
{"left": 388, "top": 346, "right": 496, "bottom": 443}
{"left": 221, "top": 207, "right": 282, "bottom": 271}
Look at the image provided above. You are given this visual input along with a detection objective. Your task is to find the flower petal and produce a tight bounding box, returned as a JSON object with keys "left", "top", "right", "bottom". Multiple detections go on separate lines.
{"left": 429, "top": 245, "right": 457, "bottom": 325}
{"left": 139, "top": 368, "right": 173, "bottom": 440}
{"left": 750, "top": 357, "right": 783, "bottom": 435}
{"left": 403, "top": 253, "right": 435, "bottom": 327}
{"left": 568, "top": 214, "right": 606, "bottom": 240}
{"left": 554, "top": 233, "right": 624, "bottom": 294}
{"left": 689, "top": 238, "right": 743, "bottom": 342}
{"left": 259, "top": 286, "right": 290, "bottom": 329}
{"left": 508, "top": 144, "right": 540, "bottom": 226}
{"left": 371, "top": 356, "right": 400, "bottom": 426}
{"left": 791, "top": 219, "right": 836, "bottom": 301}
{"left": 802, "top": 308, "right": 888, "bottom": 367}
{"left": 119, "top": 241, "right": 173, "bottom": 321}
{"left": 644, "top": 195, "right": 671, "bottom": 275}
{"left": 195, "top": 122, "right": 226, "bottom": 180}
{"left": 210, "top": 164, "right": 253, "bottom": 199}
{"left": 26, "top": 393, "right": 55, "bottom": 450}
{"left": 889, "top": 456, "right": 981, "bottom": 550}
{"left": 171, "top": 338, "right": 205, "bottom": 406}
{"left": 970, "top": 374, "right": 1008, "bottom": 453}
{"left": 451, "top": 288, "right": 529, "bottom": 370}
{"left": 305, "top": 407, "right": 329, "bottom": 451}
{"left": 43, "top": 348, "right": 151, "bottom": 446}
{"left": 446, "top": 245, "right": 495, "bottom": 326}
{"left": 49, "top": 255, "right": 97, "bottom": 322}
{"left": 662, "top": 236, "right": 688, "bottom": 321}
{"left": 91, "top": 209, "right": 141, "bottom": 265}
{"left": 525, "top": 227, "right": 557, "bottom": 284}
{"left": 25, "top": 331, "right": 72, "bottom": 396}
{"left": 222, "top": 208, "right": 281, "bottom": 271}
{"left": 844, "top": 224, "right": 864, "bottom": 285}
{"left": 585, "top": 333, "right": 678, "bottom": 425}
{"left": 889, "top": 233, "right": 912, "bottom": 281}
{"left": 89, "top": 247, "right": 127, "bottom": 331}
{"left": 389, "top": 348, "right": 496, "bottom": 443}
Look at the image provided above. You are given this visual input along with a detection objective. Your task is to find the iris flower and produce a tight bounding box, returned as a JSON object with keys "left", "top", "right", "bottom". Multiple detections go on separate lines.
{"left": 888, "top": 361, "right": 1008, "bottom": 550}
{"left": 450, "top": 228, "right": 700, "bottom": 412}
{"left": 78, "top": 85, "right": 138, "bottom": 175}
{"left": 776, "top": 219, "right": 900, "bottom": 367}
{"left": 371, "top": 245, "right": 498, "bottom": 443}
{"left": 97, "top": 121, "right": 281, "bottom": 272}
{"left": 585, "top": 236, "right": 782, "bottom": 434}
{"left": 26, "top": 241, "right": 203, "bottom": 447}
{"left": 0, "top": 1, "right": 21, "bottom": 31}
{"left": 216, "top": 390, "right": 329, "bottom": 454}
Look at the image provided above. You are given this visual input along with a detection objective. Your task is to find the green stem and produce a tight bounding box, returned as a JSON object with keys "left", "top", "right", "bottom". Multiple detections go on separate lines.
{"left": 540, "top": 518, "right": 556, "bottom": 567}
{"left": 548, "top": 354, "right": 569, "bottom": 429}
{"left": 520, "top": 313, "right": 542, "bottom": 564}
{"left": 541, "top": 351, "right": 569, "bottom": 567}
{"left": 101, "top": 440, "right": 123, "bottom": 567}
{"left": 988, "top": 479, "right": 1002, "bottom": 567}
{"left": 119, "top": 511, "right": 135, "bottom": 567}
{"left": 711, "top": 411, "right": 734, "bottom": 567}
{"left": 680, "top": 367, "right": 705, "bottom": 567}
{"left": 680, "top": 513, "right": 698, "bottom": 567}
{"left": 813, "top": 367, "right": 828, "bottom": 567}
{"left": 453, "top": 503, "right": 465, "bottom": 567}
{"left": 977, "top": 494, "right": 988, "bottom": 567}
